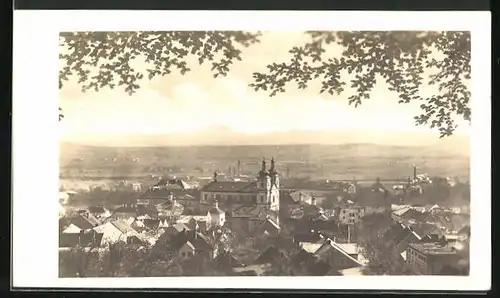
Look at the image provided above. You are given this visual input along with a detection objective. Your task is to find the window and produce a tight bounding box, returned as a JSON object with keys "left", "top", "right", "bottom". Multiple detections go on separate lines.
{"left": 182, "top": 252, "right": 186, "bottom": 257}
{"left": 204, "top": 194, "right": 208, "bottom": 201}
{"left": 272, "top": 196, "right": 275, "bottom": 203}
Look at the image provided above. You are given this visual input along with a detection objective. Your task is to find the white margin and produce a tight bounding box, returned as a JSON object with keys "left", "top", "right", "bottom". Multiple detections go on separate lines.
{"left": 12, "top": 10, "right": 491, "bottom": 291}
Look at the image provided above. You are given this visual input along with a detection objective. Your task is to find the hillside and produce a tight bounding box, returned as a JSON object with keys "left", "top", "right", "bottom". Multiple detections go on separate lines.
{"left": 59, "top": 142, "right": 470, "bottom": 181}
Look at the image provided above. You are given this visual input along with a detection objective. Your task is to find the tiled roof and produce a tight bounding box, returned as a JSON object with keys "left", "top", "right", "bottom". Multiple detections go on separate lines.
{"left": 392, "top": 207, "right": 412, "bottom": 217}
{"left": 231, "top": 205, "right": 270, "bottom": 218}
{"left": 411, "top": 223, "right": 441, "bottom": 238}
{"left": 336, "top": 243, "right": 358, "bottom": 255}
{"left": 142, "top": 219, "right": 161, "bottom": 230}
{"left": 299, "top": 242, "right": 323, "bottom": 254}
{"left": 254, "top": 246, "right": 282, "bottom": 264}
{"left": 202, "top": 181, "right": 259, "bottom": 193}
{"left": 409, "top": 242, "right": 457, "bottom": 255}
{"left": 173, "top": 222, "right": 191, "bottom": 232}
{"left": 111, "top": 219, "right": 143, "bottom": 240}
{"left": 59, "top": 230, "right": 104, "bottom": 248}
{"left": 177, "top": 215, "right": 208, "bottom": 224}
{"left": 257, "top": 219, "right": 280, "bottom": 236}
{"left": 166, "top": 230, "right": 213, "bottom": 252}
{"left": 68, "top": 214, "right": 100, "bottom": 230}
{"left": 293, "top": 231, "right": 326, "bottom": 244}
{"left": 279, "top": 191, "right": 297, "bottom": 205}
{"left": 314, "top": 239, "right": 363, "bottom": 267}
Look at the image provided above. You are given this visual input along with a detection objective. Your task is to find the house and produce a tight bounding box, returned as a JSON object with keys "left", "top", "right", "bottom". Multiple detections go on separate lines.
{"left": 291, "top": 248, "right": 333, "bottom": 275}
{"left": 213, "top": 251, "right": 243, "bottom": 272}
{"left": 88, "top": 206, "right": 112, "bottom": 219}
{"left": 133, "top": 218, "right": 162, "bottom": 232}
{"left": 229, "top": 205, "right": 278, "bottom": 235}
{"left": 282, "top": 180, "right": 355, "bottom": 197}
{"left": 112, "top": 203, "right": 137, "bottom": 219}
{"left": 156, "top": 222, "right": 192, "bottom": 243}
{"left": 136, "top": 205, "right": 159, "bottom": 219}
{"left": 162, "top": 229, "right": 216, "bottom": 261}
{"left": 255, "top": 217, "right": 281, "bottom": 237}
{"left": 177, "top": 215, "right": 208, "bottom": 231}
{"left": 207, "top": 200, "right": 225, "bottom": 228}
{"left": 62, "top": 213, "right": 101, "bottom": 233}
{"left": 391, "top": 206, "right": 413, "bottom": 222}
{"left": 335, "top": 205, "right": 365, "bottom": 224}
{"left": 59, "top": 230, "right": 104, "bottom": 251}
{"left": 155, "top": 199, "right": 184, "bottom": 219}
{"left": 292, "top": 230, "right": 326, "bottom": 246}
{"left": 93, "top": 219, "right": 145, "bottom": 245}
{"left": 200, "top": 158, "right": 280, "bottom": 212}
{"left": 254, "top": 245, "right": 291, "bottom": 265}
{"left": 139, "top": 185, "right": 193, "bottom": 207}
{"left": 313, "top": 239, "right": 364, "bottom": 271}
{"left": 406, "top": 242, "right": 464, "bottom": 275}
{"left": 382, "top": 222, "right": 424, "bottom": 254}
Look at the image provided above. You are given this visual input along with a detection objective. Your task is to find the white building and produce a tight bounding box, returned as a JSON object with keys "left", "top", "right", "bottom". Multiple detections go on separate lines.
{"left": 207, "top": 200, "right": 225, "bottom": 228}
{"left": 336, "top": 206, "right": 365, "bottom": 224}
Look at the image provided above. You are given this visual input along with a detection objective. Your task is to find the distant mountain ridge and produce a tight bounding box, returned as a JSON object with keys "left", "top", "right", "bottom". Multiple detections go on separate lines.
{"left": 61, "top": 127, "right": 469, "bottom": 155}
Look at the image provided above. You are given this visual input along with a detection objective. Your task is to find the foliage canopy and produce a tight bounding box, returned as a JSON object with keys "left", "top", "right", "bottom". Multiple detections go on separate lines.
{"left": 60, "top": 31, "right": 471, "bottom": 138}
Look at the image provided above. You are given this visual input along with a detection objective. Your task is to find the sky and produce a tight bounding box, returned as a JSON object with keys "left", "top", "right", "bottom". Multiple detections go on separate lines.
{"left": 59, "top": 31, "right": 471, "bottom": 146}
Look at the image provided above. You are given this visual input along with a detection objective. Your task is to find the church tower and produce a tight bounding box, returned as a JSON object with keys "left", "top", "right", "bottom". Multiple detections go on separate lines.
{"left": 256, "top": 157, "right": 279, "bottom": 212}
{"left": 257, "top": 158, "right": 270, "bottom": 189}
{"left": 267, "top": 157, "right": 280, "bottom": 211}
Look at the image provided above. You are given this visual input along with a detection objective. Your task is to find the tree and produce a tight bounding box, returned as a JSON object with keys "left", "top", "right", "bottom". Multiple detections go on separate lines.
{"left": 60, "top": 31, "right": 470, "bottom": 137}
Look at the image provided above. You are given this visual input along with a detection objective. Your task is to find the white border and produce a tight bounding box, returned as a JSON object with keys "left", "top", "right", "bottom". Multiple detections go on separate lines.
{"left": 12, "top": 10, "right": 491, "bottom": 291}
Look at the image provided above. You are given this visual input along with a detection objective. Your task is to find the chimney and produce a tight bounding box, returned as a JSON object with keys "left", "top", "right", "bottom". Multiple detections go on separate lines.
{"left": 311, "top": 196, "right": 316, "bottom": 206}
{"left": 237, "top": 160, "right": 241, "bottom": 176}
{"left": 214, "top": 200, "right": 219, "bottom": 209}
{"left": 413, "top": 166, "right": 417, "bottom": 179}
{"left": 213, "top": 171, "right": 218, "bottom": 182}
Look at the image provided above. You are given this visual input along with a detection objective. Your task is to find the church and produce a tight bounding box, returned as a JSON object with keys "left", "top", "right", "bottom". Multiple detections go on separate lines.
{"left": 200, "top": 158, "right": 281, "bottom": 230}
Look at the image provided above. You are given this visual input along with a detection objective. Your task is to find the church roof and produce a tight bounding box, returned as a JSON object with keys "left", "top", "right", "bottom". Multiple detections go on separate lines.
{"left": 202, "top": 181, "right": 260, "bottom": 193}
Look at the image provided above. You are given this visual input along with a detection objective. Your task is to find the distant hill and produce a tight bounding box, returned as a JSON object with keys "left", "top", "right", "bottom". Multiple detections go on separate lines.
{"left": 59, "top": 140, "right": 470, "bottom": 181}
{"left": 60, "top": 127, "right": 469, "bottom": 156}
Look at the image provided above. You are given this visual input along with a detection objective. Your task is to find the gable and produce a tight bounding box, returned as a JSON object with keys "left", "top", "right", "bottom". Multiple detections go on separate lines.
{"left": 62, "top": 223, "right": 82, "bottom": 234}
{"left": 94, "top": 222, "right": 122, "bottom": 234}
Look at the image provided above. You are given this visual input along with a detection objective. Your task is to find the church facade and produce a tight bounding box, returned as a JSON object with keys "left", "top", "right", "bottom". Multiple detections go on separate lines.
{"left": 200, "top": 158, "right": 280, "bottom": 213}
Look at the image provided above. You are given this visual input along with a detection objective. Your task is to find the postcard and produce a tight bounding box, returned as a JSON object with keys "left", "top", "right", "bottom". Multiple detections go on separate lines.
{"left": 12, "top": 10, "right": 491, "bottom": 291}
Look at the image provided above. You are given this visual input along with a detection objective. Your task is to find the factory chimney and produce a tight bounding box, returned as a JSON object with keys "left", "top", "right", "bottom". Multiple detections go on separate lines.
{"left": 413, "top": 166, "right": 417, "bottom": 179}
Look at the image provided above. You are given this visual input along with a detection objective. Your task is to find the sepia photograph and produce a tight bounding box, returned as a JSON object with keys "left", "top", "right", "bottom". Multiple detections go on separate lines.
{"left": 12, "top": 11, "right": 490, "bottom": 291}
{"left": 57, "top": 29, "right": 472, "bottom": 278}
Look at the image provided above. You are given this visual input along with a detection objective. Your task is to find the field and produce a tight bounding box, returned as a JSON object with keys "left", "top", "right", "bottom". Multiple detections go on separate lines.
{"left": 60, "top": 142, "right": 470, "bottom": 183}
